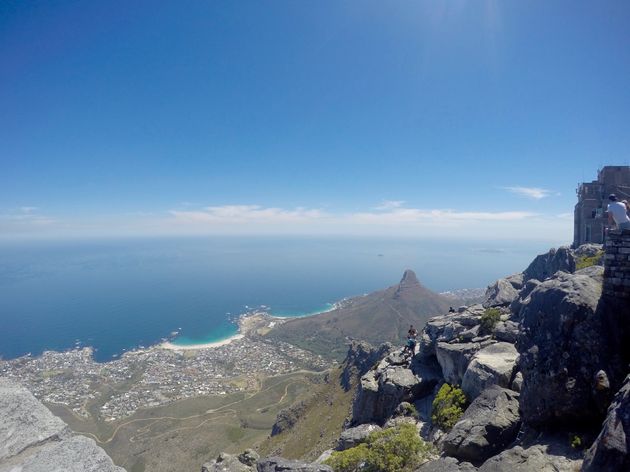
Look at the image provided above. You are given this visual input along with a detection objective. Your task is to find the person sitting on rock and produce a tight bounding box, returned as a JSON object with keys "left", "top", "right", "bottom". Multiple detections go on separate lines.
{"left": 405, "top": 325, "right": 418, "bottom": 356}
{"left": 607, "top": 194, "right": 630, "bottom": 230}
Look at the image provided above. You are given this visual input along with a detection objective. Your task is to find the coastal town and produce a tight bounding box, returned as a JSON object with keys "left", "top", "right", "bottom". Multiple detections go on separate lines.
{"left": 0, "top": 313, "right": 329, "bottom": 422}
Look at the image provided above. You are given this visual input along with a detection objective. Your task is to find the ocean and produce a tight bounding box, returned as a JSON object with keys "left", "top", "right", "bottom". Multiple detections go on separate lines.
{"left": 0, "top": 236, "right": 558, "bottom": 362}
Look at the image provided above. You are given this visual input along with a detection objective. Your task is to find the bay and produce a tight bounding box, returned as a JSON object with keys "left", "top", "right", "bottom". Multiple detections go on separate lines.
{"left": 0, "top": 236, "right": 556, "bottom": 361}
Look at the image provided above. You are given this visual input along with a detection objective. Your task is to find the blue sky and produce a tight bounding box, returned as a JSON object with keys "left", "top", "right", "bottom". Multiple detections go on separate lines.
{"left": 2, "top": 1, "right": 630, "bottom": 241}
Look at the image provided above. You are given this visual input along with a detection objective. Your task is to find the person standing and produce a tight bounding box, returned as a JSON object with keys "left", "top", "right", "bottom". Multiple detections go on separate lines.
{"left": 607, "top": 194, "right": 630, "bottom": 230}
{"left": 405, "top": 325, "right": 418, "bottom": 356}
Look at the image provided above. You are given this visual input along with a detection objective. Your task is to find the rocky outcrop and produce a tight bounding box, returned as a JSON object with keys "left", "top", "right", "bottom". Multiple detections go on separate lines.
{"left": 203, "top": 452, "right": 258, "bottom": 472}
{"left": 416, "top": 457, "right": 477, "bottom": 472}
{"left": 522, "top": 246, "right": 575, "bottom": 282}
{"left": 351, "top": 360, "right": 422, "bottom": 425}
{"left": 517, "top": 269, "right": 613, "bottom": 426}
{"left": 443, "top": 386, "right": 521, "bottom": 463}
{"left": 483, "top": 277, "right": 520, "bottom": 308}
{"left": 477, "top": 437, "right": 582, "bottom": 471}
{"left": 336, "top": 424, "right": 381, "bottom": 451}
{"left": 256, "top": 457, "right": 333, "bottom": 472}
{"left": 461, "top": 343, "right": 518, "bottom": 400}
{"left": 0, "top": 378, "right": 124, "bottom": 472}
{"left": 340, "top": 341, "right": 391, "bottom": 391}
{"left": 582, "top": 373, "right": 630, "bottom": 471}
{"left": 418, "top": 306, "right": 485, "bottom": 361}
{"left": 271, "top": 401, "right": 307, "bottom": 436}
{"left": 493, "top": 320, "right": 519, "bottom": 344}
{"left": 436, "top": 341, "right": 490, "bottom": 387}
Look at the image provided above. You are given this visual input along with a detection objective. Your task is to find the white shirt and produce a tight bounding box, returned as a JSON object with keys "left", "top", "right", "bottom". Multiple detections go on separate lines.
{"left": 608, "top": 201, "right": 630, "bottom": 224}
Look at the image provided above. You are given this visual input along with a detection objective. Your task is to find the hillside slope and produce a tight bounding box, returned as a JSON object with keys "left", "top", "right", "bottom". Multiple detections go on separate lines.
{"left": 266, "top": 270, "right": 452, "bottom": 360}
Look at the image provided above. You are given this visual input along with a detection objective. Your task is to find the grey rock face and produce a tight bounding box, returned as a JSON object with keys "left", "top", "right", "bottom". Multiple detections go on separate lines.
{"left": 203, "top": 452, "right": 257, "bottom": 472}
{"left": 0, "top": 378, "right": 67, "bottom": 461}
{"left": 256, "top": 457, "right": 333, "bottom": 472}
{"left": 504, "top": 273, "right": 524, "bottom": 290}
{"left": 493, "top": 320, "right": 519, "bottom": 344}
{"left": 351, "top": 349, "right": 425, "bottom": 425}
{"left": 336, "top": 424, "right": 381, "bottom": 451}
{"left": 436, "top": 342, "right": 485, "bottom": 386}
{"left": 418, "top": 306, "right": 484, "bottom": 360}
{"left": 443, "top": 386, "right": 521, "bottom": 463}
{"left": 522, "top": 246, "right": 575, "bottom": 282}
{"left": 416, "top": 457, "right": 477, "bottom": 472}
{"left": 574, "top": 243, "right": 603, "bottom": 259}
{"left": 0, "top": 378, "right": 124, "bottom": 472}
{"left": 583, "top": 373, "right": 630, "bottom": 471}
{"left": 477, "top": 442, "right": 582, "bottom": 471}
{"left": 341, "top": 341, "right": 392, "bottom": 391}
{"left": 461, "top": 343, "right": 518, "bottom": 400}
{"left": 511, "top": 372, "right": 523, "bottom": 393}
{"left": 0, "top": 436, "right": 126, "bottom": 472}
{"left": 483, "top": 278, "right": 519, "bottom": 308}
{"left": 239, "top": 450, "right": 261, "bottom": 467}
{"left": 517, "top": 270, "right": 610, "bottom": 426}
{"left": 271, "top": 401, "right": 307, "bottom": 436}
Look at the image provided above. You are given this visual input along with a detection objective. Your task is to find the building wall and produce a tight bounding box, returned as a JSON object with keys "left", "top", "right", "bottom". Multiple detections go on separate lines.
{"left": 573, "top": 166, "right": 630, "bottom": 247}
{"left": 603, "top": 229, "right": 630, "bottom": 300}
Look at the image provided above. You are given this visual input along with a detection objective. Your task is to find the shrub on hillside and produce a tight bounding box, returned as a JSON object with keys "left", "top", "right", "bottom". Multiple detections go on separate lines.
{"left": 324, "top": 423, "right": 432, "bottom": 472}
{"left": 575, "top": 250, "right": 604, "bottom": 270}
{"left": 431, "top": 384, "right": 467, "bottom": 431}
{"left": 480, "top": 307, "right": 501, "bottom": 334}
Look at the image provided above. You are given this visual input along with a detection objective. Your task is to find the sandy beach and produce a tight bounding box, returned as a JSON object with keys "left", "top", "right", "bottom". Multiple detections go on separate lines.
{"left": 159, "top": 334, "right": 244, "bottom": 351}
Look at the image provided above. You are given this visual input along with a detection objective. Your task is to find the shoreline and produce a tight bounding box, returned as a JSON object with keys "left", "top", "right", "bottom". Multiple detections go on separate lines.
{"left": 159, "top": 302, "right": 341, "bottom": 351}
{"left": 159, "top": 334, "right": 244, "bottom": 351}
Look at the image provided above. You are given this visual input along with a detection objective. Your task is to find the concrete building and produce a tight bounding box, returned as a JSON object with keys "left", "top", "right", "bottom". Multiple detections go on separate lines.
{"left": 573, "top": 166, "right": 630, "bottom": 247}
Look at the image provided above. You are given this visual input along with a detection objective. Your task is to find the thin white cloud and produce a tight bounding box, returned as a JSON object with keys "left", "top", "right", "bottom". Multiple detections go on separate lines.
{"left": 350, "top": 208, "right": 536, "bottom": 225}
{"left": 0, "top": 202, "right": 570, "bottom": 242}
{"left": 502, "top": 186, "right": 553, "bottom": 200}
{"left": 0, "top": 207, "right": 56, "bottom": 228}
{"left": 373, "top": 200, "right": 406, "bottom": 211}
{"left": 170, "top": 205, "right": 328, "bottom": 224}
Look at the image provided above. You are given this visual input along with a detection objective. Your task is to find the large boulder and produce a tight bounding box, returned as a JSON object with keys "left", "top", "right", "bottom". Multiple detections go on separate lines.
{"left": 341, "top": 341, "right": 392, "bottom": 391}
{"left": 582, "top": 374, "right": 630, "bottom": 471}
{"left": 522, "top": 246, "right": 575, "bottom": 282}
{"left": 493, "top": 320, "right": 519, "bottom": 344}
{"left": 271, "top": 401, "right": 307, "bottom": 436}
{"left": 203, "top": 452, "right": 256, "bottom": 472}
{"left": 443, "top": 386, "right": 521, "bottom": 463}
{"left": 257, "top": 457, "right": 332, "bottom": 472}
{"left": 336, "top": 424, "right": 381, "bottom": 451}
{"left": 461, "top": 343, "right": 518, "bottom": 400}
{"left": 416, "top": 457, "right": 477, "bottom": 472}
{"left": 436, "top": 341, "right": 490, "bottom": 386}
{"left": 517, "top": 270, "right": 613, "bottom": 426}
{"left": 477, "top": 438, "right": 582, "bottom": 471}
{"left": 418, "top": 307, "right": 484, "bottom": 360}
{"left": 483, "top": 278, "right": 520, "bottom": 308}
{"left": 351, "top": 353, "right": 423, "bottom": 425}
{"left": 0, "top": 378, "right": 124, "bottom": 472}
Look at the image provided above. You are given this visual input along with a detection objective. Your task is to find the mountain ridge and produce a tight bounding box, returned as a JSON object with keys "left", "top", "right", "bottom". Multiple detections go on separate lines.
{"left": 266, "top": 269, "right": 453, "bottom": 360}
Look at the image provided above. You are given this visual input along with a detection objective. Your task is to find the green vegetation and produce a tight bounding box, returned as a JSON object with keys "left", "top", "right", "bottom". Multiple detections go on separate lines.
{"left": 397, "top": 402, "right": 417, "bottom": 418}
{"left": 480, "top": 307, "right": 501, "bottom": 334}
{"left": 575, "top": 250, "right": 604, "bottom": 270}
{"left": 431, "top": 384, "right": 467, "bottom": 431}
{"left": 570, "top": 434, "right": 583, "bottom": 450}
{"left": 324, "top": 423, "right": 433, "bottom": 472}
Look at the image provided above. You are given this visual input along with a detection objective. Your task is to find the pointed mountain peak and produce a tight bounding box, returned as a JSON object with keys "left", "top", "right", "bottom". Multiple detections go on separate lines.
{"left": 399, "top": 269, "right": 420, "bottom": 288}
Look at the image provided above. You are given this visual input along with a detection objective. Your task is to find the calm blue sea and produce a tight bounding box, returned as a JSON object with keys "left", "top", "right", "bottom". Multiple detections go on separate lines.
{"left": 0, "top": 237, "right": 557, "bottom": 362}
